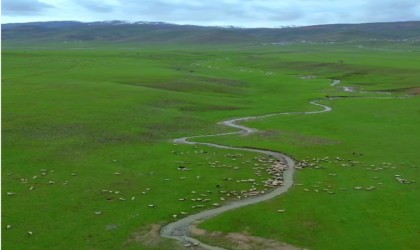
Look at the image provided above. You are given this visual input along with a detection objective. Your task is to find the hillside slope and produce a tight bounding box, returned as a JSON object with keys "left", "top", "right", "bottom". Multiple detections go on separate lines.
{"left": 2, "top": 20, "right": 420, "bottom": 45}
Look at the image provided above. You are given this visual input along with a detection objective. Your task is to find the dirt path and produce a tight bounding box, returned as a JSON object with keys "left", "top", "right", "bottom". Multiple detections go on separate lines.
{"left": 160, "top": 90, "right": 332, "bottom": 249}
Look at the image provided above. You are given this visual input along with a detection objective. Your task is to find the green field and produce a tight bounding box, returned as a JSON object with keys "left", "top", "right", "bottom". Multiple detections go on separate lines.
{"left": 2, "top": 44, "right": 420, "bottom": 250}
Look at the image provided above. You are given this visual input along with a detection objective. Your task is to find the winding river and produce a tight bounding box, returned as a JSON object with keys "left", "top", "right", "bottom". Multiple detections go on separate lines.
{"left": 160, "top": 81, "right": 336, "bottom": 249}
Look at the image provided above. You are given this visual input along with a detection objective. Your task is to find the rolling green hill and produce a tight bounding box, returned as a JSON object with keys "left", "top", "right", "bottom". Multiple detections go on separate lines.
{"left": 3, "top": 20, "right": 420, "bottom": 46}
{"left": 2, "top": 19, "right": 420, "bottom": 250}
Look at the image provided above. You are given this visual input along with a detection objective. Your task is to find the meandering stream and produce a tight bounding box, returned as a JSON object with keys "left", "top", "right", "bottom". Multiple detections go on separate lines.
{"left": 160, "top": 81, "right": 335, "bottom": 249}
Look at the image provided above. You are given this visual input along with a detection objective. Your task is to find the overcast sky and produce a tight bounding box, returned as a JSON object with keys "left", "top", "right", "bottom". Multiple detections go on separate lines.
{"left": 2, "top": 0, "right": 420, "bottom": 27}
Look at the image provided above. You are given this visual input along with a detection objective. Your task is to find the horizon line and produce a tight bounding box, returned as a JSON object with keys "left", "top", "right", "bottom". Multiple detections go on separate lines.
{"left": 3, "top": 19, "right": 420, "bottom": 29}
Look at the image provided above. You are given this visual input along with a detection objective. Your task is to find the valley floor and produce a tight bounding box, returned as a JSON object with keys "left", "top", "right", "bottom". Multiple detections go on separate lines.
{"left": 2, "top": 44, "right": 420, "bottom": 249}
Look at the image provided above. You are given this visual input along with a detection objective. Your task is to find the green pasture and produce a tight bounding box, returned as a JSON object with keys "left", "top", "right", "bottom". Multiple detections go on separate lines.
{"left": 2, "top": 45, "right": 419, "bottom": 249}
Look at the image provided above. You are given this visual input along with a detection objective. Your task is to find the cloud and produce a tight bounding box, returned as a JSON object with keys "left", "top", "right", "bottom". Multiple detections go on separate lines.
{"left": 73, "top": 0, "right": 114, "bottom": 13}
{"left": 362, "top": 0, "right": 420, "bottom": 22}
{"left": 254, "top": 5, "right": 303, "bottom": 22}
{"left": 3, "top": 0, "right": 55, "bottom": 16}
{"left": 119, "top": 0, "right": 250, "bottom": 21}
{"left": 2, "top": 0, "right": 420, "bottom": 26}
{"left": 116, "top": 0, "right": 303, "bottom": 26}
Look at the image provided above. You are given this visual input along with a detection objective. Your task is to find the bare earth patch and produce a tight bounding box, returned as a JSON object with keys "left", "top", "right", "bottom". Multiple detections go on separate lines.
{"left": 190, "top": 224, "right": 207, "bottom": 236}
{"left": 408, "top": 87, "right": 420, "bottom": 95}
{"left": 126, "top": 224, "right": 162, "bottom": 247}
{"left": 226, "top": 232, "right": 306, "bottom": 250}
{"left": 190, "top": 224, "right": 306, "bottom": 250}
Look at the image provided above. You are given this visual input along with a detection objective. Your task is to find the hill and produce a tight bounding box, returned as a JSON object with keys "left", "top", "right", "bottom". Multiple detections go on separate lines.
{"left": 2, "top": 20, "right": 420, "bottom": 46}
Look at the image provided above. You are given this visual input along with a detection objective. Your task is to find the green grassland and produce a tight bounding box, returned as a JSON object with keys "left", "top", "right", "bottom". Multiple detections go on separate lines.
{"left": 2, "top": 45, "right": 420, "bottom": 249}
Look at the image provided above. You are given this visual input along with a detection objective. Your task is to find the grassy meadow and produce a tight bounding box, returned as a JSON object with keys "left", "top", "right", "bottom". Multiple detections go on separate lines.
{"left": 2, "top": 44, "right": 420, "bottom": 250}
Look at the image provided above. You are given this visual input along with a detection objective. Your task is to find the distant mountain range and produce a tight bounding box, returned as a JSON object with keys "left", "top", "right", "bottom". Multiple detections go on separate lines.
{"left": 2, "top": 20, "right": 420, "bottom": 45}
